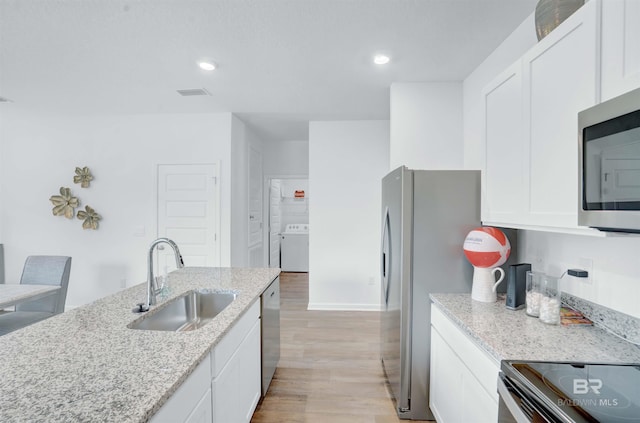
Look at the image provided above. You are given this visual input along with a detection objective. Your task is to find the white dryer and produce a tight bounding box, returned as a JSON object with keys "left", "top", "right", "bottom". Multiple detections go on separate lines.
{"left": 280, "top": 224, "right": 309, "bottom": 272}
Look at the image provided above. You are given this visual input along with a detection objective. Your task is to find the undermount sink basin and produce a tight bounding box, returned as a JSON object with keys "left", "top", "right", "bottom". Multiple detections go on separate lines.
{"left": 129, "top": 290, "right": 237, "bottom": 332}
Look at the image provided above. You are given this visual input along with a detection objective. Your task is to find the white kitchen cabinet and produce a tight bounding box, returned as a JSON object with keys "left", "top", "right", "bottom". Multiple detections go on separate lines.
{"left": 430, "top": 305, "right": 500, "bottom": 423}
{"left": 482, "top": 0, "right": 600, "bottom": 232}
{"left": 522, "top": 0, "right": 599, "bottom": 228}
{"left": 212, "top": 319, "right": 261, "bottom": 423}
{"left": 601, "top": 0, "right": 640, "bottom": 101}
{"left": 482, "top": 61, "right": 525, "bottom": 224}
{"left": 151, "top": 300, "right": 261, "bottom": 423}
{"left": 151, "top": 356, "right": 212, "bottom": 423}
{"left": 211, "top": 300, "right": 261, "bottom": 423}
{"left": 186, "top": 389, "right": 214, "bottom": 423}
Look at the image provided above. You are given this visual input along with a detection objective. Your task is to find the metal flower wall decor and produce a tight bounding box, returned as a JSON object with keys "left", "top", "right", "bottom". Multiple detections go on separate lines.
{"left": 49, "top": 187, "right": 79, "bottom": 219}
{"left": 73, "top": 166, "right": 93, "bottom": 188}
{"left": 48, "top": 166, "right": 102, "bottom": 230}
{"left": 77, "top": 205, "right": 101, "bottom": 230}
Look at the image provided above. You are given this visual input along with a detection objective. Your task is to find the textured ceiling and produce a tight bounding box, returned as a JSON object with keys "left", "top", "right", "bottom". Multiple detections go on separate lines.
{"left": 0, "top": 0, "right": 537, "bottom": 141}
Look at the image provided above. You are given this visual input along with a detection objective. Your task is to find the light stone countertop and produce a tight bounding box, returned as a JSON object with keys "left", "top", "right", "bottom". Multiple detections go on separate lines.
{"left": 0, "top": 267, "right": 280, "bottom": 423}
{"left": 430, "top": 293, "right": 640, "bottom": 364}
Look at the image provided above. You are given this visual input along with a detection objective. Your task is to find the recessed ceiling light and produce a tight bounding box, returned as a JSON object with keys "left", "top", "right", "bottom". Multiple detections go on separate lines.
{"left": 198, "top": 61, "right": 216, "bottom": 71}
{"left": 373, "top": 54, "right": 390, "bottom": 65}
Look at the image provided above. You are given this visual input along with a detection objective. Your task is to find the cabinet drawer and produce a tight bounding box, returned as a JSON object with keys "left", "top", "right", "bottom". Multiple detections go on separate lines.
{"left": 211, "top": 300, "right": 260, "bottom": 376}
{"left": 431, "top": 304, "right": 500, "bottom": 400}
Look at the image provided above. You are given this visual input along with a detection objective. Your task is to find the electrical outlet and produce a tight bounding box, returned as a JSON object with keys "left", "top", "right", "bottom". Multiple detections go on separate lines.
{"left": 532, "top": 255, "right": 544, "bottom": 270}
{"left": 120, "top": 279, "right": 127, "bottom": 289}
{"left": 577, "top": 258, "right": 593, "bottom": 283}
{"left": 368, "top": 277, "right": 375, "bottom": 286}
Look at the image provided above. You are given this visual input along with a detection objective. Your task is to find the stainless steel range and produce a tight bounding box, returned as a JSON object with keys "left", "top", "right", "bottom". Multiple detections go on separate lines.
{"left": 498, "top": 360, "right": 640, "bottom": 422}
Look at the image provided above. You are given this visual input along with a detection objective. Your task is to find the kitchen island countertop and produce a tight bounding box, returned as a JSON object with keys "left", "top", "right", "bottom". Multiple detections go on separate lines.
{"left": 430, "top": 293, "right": 640, "bottom": 363}
{"left": 0, "top": 267, "right": 280, "bottom": 423}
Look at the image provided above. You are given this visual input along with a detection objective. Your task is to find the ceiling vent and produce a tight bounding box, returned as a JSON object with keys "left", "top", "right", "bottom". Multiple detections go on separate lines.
{"left": 176, "top": 88, "right": 211, "bottom": 97}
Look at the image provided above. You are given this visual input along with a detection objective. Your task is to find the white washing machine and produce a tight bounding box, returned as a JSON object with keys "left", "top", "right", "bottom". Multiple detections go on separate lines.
{"left": 280, "top": 224, "right": 309, "bottom": 272}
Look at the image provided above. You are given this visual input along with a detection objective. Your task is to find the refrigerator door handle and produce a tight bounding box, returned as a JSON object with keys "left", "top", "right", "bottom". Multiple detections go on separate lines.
{"left": 381, "top": 207, "right": 391, "bottom": 306}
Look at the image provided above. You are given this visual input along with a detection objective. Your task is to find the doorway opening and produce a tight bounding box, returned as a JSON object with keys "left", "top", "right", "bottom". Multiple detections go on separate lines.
{"left": 266, "top": 178, "right": 309, "bottom": 272}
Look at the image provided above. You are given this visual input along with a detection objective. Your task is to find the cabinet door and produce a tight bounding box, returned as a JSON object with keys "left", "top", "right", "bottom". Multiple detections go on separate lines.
{"left": 212, "top": 319, "right": 261, "bottom": 423}
{"left": 459, "top": 366, "right": 498, "bottom": 423}
{"left": 523, "top": 0, "right": 599, "bottom": 228}
{"left": 186, "top": 389, "right": 213, "bottom": 423}
{"left": 429, "top": 328, "right": 463, "bottom": 423}
{"left": 601, "top": 0, "right": 640, "bottom": 101}
{"left": 482, "top": 61, "right": 525, "bottom": 224}
{"left": 150, "top": 357, "right": 212, "bottom": 423}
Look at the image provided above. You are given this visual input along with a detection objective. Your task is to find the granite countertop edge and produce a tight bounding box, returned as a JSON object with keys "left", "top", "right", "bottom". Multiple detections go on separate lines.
{"left": 430, "top": 293, "right": 640, "bottom": 365}
{"left": 0, "top": 267, "right": 281, "bottom": 423}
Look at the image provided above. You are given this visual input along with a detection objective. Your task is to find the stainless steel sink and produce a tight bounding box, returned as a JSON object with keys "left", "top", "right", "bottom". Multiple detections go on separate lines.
{"left": 129, "top": 289, "right": 237, "bottom": 332}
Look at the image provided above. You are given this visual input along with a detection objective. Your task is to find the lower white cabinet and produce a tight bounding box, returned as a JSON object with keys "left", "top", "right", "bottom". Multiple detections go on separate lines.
{"left": 212, "top": 319, "right": 261, "bottom": 423}
{"left": 151, "top": 300, "right": 261, "bottom": 423}
{"left": 430, "top": 305, "right": 500, "bottom": 423}
{"left": 151, "top": 356, "right": 212, "bottom": 423}
{"left": 186, "top": 389, "right": 213, "bottom": 423}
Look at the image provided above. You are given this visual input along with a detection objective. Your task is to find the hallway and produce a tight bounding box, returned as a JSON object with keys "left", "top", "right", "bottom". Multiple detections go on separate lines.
{"left": 251, "top": 272, "right": 431, "bottom": 423}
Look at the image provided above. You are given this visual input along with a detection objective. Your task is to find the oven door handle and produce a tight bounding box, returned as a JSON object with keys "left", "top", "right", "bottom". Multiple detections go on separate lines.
{"left": 498, "top": 373, "right": 532, "bottom": 423}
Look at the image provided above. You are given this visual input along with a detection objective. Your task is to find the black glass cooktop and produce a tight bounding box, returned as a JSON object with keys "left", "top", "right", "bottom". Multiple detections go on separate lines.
{"left": 503, "top": 361, "right": 640, "bottom": 423}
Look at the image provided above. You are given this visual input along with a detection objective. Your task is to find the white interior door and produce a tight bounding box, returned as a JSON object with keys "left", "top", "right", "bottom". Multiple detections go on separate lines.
{"left": 269, "top": 179, "right": 281, "bottom": 268}
{"left": 157, "top": 164, "right": 220, "bottom": 271}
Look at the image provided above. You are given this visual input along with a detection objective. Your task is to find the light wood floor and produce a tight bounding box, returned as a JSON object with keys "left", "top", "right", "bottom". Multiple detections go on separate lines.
{"left": 251, "top": 272, "right": 432, "bottom": 423}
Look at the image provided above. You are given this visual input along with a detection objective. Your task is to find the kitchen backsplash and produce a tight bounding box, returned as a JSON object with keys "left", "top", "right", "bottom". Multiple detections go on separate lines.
{"left": 562, "top": 292, "right": 640, "bottom": 346}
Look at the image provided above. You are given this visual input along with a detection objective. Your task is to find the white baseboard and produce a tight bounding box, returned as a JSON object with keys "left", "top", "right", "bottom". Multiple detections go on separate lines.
{"left": 307, "top": 302, "right": 382, "bottom": 311}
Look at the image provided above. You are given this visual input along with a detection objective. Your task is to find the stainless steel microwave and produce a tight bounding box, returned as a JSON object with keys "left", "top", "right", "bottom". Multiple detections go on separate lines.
{"left": 578, "top": 87, "right": 640, "bottom": 233}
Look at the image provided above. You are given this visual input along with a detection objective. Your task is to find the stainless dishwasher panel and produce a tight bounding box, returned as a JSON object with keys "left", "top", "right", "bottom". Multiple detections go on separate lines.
{"left": 261, "top": 276, "right": 280, "bottom": 396}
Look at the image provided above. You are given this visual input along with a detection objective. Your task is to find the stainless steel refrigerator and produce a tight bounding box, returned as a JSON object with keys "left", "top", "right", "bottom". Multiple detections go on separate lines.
{"left": 381, "top": 166, "right": 480, "bottom": 420}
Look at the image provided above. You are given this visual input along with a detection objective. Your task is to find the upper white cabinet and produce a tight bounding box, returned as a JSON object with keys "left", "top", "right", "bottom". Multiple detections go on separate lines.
{"left": 483, "top": 62, "right": 525, "bottom": 224}
{"left": 522, "top": 0, "right": 599, "bottom": 228}
{"left": 482, "top": 0, "right": 600, "bottom": 231}
{"left": 601, "top": 0, "right": 640, "bottom": 101}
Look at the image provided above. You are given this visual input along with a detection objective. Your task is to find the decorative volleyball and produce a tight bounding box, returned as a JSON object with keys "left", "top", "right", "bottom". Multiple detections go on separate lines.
{"left": 463, "top": 227, "right": 511, "bottom": 268}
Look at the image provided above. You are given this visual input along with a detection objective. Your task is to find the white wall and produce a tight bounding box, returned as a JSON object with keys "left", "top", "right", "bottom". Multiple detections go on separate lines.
{"left": 262, "top": 140, "right": 309, "bottom": 177}
{"left": 0, "top": 107, "right": 234, "bottom": 307}
{"left": 463, "top": 12, "right": 640, "bottom": 319}
{"left": 520, "top": 231, "right": 640, "bottom": 318}
{"left": 390, "top": 82, "right": 463, "bottom": 170}
{"left": 308, "top": 120, "right": 389, "bottom": 310}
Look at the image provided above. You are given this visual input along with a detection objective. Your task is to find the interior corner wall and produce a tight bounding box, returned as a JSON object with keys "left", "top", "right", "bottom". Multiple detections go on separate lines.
{"left": 390, "top": 82, "right": 463, "bottom": 171}
{"left": 230, "top": 116, "right": 249, "bottom": 268}
{"left": 0, "top": 108, "right": 233, "bottom": 308}
{"left": 463, "top": 11, "right": 640, "bottom": 318}
{"left": 230, "top": 115, "right": 265, "bottom": 268}
{"left": 308, "top": 120, "right": 389, "bottom": 310}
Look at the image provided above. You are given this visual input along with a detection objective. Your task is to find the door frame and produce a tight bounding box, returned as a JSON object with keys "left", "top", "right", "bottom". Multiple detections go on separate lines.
{"left": 262, "top": 174, "right": 308, "bottom": 269}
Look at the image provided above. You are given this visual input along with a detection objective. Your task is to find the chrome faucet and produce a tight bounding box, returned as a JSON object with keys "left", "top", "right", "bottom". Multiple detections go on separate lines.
{"left": 138, "top": 238, "right": 184, "bottom": 312}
